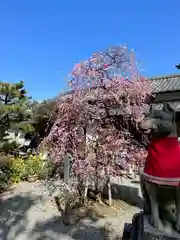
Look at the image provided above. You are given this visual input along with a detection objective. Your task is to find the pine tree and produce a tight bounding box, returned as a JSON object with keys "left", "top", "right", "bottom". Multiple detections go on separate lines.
{"left": 31, "top": 100, "right": 57, "bottom": 138}
{"left": 0, "top": 80, "right": 32, "bottom": 140}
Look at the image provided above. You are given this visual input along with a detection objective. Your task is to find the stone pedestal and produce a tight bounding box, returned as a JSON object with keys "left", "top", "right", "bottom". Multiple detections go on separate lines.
{"left": 122, "top": 223, "right": 132, "bottom": 240}
{"left": 131, "top": 212, "right": 180, "bottom": 240}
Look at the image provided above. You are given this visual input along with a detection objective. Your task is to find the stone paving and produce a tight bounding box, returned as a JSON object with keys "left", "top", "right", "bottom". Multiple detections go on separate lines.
{"left": 0, "top": 178, "right": 142, "bottom": 240}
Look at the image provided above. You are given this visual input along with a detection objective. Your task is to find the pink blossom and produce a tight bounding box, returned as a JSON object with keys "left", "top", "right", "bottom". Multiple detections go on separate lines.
{"left": 45, "top": 45, "right": 151, "bottom": 186}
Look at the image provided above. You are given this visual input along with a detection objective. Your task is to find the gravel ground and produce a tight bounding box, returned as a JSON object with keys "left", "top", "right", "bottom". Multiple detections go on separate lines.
{"left": 0, "top": 178, "right": 142, "bottom": 240}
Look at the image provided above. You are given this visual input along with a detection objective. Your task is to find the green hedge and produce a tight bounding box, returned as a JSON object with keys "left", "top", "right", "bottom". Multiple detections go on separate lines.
{"left": 0, "top": 153, "right": 53, "bottom": 186}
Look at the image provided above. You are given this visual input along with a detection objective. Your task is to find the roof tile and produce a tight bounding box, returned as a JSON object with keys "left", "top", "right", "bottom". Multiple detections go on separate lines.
{"left": 148, "top": 74, "right": 180, "bottom": 93}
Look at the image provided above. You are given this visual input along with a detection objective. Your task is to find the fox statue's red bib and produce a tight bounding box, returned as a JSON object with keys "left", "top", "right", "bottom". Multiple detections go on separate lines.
{"left": 144, "top": 136, "right": 180, "bottom": 178}
{"left": 139, "top": 103, "right": 180, "bottom": 182}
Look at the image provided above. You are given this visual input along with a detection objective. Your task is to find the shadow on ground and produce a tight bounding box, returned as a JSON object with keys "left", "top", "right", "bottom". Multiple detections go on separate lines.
{"left": 29, "top": 215, "right": 104, "bottom": 240}
{"left": 0, "top": 189, "right": 121, "bottom": 240}
{"left": 0, "top": 191, "right": 42, "bottom": 240}
{"left": 0, "top": 179, "right": 142, "bottom": 239}
{"left": 29, "top": 212, "right": 122, "bottom": 240}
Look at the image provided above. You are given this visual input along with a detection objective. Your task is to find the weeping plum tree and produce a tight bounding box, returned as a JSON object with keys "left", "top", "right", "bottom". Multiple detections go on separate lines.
{"left": 46, "top": 45, "right": 151, "bottom": 204}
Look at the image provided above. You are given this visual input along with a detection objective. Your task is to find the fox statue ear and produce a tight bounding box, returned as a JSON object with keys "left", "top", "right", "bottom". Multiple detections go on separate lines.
{"left": 163, "top": 102, "right": 173, "bottom": 114}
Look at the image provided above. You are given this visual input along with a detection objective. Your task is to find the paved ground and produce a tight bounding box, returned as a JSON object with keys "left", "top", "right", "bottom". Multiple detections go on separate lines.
{"left": 0, "top": 178, "right": 142, "bottom": 240}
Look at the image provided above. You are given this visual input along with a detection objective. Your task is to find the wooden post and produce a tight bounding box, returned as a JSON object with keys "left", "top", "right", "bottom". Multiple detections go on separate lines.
{"left": 64, "top": 153, "right": 72, "bottom": 186}
{"left": 84, "top": 177, "right": 89, "bottom": 202}
{"left": 63, "top": 153, "right": 73, "bottom": 225}
{"left": 107, "top": 178, "right": 112, "bottom": 206}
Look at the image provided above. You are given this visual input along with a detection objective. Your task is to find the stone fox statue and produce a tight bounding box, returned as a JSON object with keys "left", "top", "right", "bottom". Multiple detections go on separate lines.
{"left": 139, "top": 102, "right": 180, "bottom": 233}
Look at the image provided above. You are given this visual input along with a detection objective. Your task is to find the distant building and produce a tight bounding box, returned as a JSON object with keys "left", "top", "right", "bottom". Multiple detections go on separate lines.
{"left": 148, "top": 74, "right": 180, "bottom": 136}
{"left": 1, "top": 130, "right": 30, "bottom": 148}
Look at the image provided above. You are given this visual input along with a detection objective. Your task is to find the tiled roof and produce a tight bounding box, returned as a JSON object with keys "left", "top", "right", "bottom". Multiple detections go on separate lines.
{"left": 148, "top": 74, "right": 180, "bottom": 93}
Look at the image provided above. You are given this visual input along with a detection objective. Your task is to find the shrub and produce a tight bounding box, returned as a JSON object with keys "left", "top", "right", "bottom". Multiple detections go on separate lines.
{"left": 0, "top": 155, "right": 11, "bottom": 187}
{"left": 6, "top": 157, "right": 26, "bottom": 184}
{"left": 0, "top": 168, "right": 9, "bottom": 187}
{"left": 0, "top": 153, "right": 54, "bottom": 187}
{"left": 25, "top": 153, "right": 53, "bottom": 179}
{"left": 0, "top": 141, "right": 18, "bottom": 154}
{"left": 38, "top": 160, "right": 53, "bottom": 179}
{"left": 25, "top": 154, "right": 42, "bottom": 177}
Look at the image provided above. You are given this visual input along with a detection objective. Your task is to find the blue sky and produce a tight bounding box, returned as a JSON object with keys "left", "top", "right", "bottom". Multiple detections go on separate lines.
{"left": 0, "top": 0, "right": 180, "bottom": 100}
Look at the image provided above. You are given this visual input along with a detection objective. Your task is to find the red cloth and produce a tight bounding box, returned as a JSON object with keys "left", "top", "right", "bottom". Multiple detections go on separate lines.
{"left": 144, "top": 137, "right": 180, "bottom": 178}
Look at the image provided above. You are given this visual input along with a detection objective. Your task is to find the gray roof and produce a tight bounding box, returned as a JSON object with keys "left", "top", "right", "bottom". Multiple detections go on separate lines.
{"left": 148, "top": 74, "right": 180, "bottom": 93}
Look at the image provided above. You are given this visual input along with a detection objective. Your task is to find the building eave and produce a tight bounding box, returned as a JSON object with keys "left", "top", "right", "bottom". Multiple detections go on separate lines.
{"left": 147, "top": 74, "right": 180, "bottom": 93}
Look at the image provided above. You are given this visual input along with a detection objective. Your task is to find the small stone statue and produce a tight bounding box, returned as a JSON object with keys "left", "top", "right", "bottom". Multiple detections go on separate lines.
{"left": 138, "top": 102, "right": 180, "bottom": 236}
